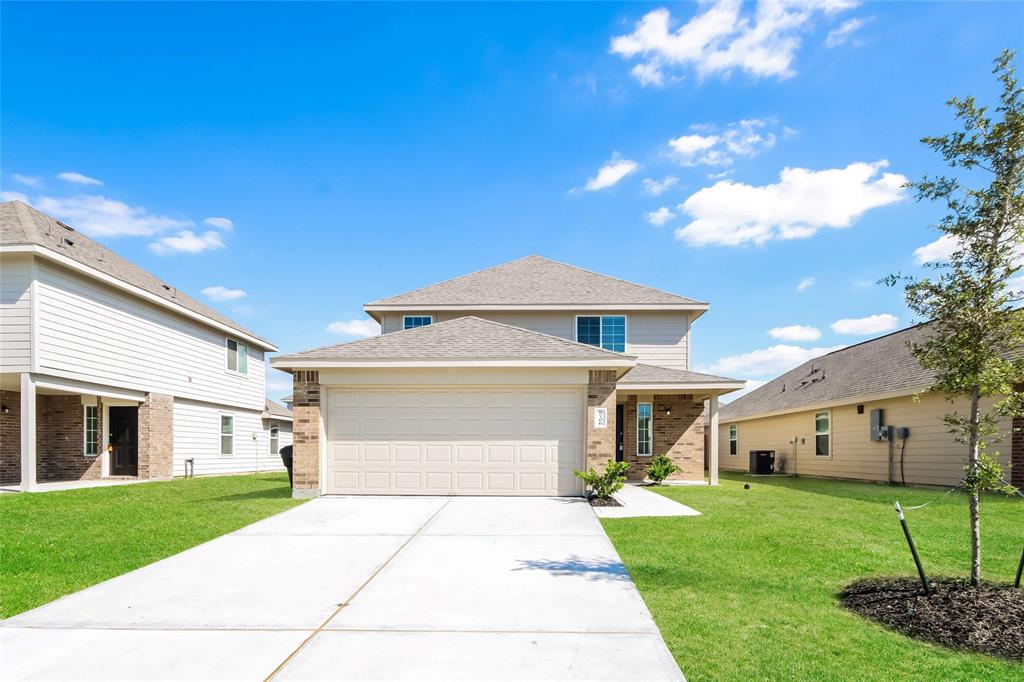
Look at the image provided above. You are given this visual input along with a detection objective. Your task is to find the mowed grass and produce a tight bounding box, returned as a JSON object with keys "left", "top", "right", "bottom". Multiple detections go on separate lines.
{"left": 0, "top": 473, "right": 303, "bottom": 618}
{"left": 602, "top": 473, "right": 1024, "bottom": 681}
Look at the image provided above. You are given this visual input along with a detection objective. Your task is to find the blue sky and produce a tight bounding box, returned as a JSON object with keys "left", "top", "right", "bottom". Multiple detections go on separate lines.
{"left": 2, "top": 1, "right": 1021, "bottom": 401}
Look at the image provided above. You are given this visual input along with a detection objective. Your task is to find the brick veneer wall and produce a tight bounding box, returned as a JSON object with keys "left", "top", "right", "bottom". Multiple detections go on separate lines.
{"left": 0, "top": 390, "right": 20, "bottom": 484}
{"left": 37, "top": 395, "right": 102, "bottom": 482}
{"left": 622, "top": 393, "right": 705, "bottom": 482}
{"left": 586, "top": 370, "right": 617, "bottom": 471}
{"left": 138, "top": 393, "right": 173, "bottom": 479}
{"left": 292, "top": 370, "right": 321, "bottom": 495}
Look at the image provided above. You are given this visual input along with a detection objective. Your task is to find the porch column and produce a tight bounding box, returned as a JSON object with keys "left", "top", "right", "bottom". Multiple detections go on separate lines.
{"left": 20, "top": 373, "right": 36, "bottom": 492}
{"left": 708, "top": 394, "right": 719, "bottom": 486}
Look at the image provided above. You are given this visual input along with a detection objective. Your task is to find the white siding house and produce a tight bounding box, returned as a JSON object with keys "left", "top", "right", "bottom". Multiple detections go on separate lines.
{"left": 0, "top": 200, "right": 279, "bottom": 490}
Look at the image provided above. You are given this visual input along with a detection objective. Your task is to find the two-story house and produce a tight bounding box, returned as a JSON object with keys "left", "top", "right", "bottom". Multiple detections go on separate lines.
{"left": 0, "top": 200, "right": 283, "bottom": 491}
{"left": 272, "top": 256, "right": 743, "bottom": 497}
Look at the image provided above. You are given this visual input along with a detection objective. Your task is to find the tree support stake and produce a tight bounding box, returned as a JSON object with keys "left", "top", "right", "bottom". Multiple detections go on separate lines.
{"left": 895, "top": 501, "right": 930, "bottom": 595}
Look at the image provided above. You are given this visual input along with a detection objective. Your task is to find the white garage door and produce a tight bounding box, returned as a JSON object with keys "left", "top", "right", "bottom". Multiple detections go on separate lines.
{"left": 324, "top": 386, "right": 585, "bottom": 496}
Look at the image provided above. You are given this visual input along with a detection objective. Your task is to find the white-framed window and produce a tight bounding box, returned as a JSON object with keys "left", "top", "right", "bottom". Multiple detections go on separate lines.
{"left": 403, "top": 316, "right": 433, "bottom": 330}
{"left": 637, "top": 402, "right": 653, "bottom": 456}
{"left": 226, "top": 338, "right": 248, "bottom": 374}
{"left": 220, "top": 415, "right": 234, "bottom": 456}
{"left": 270, "top": 423, "right": 279, "bottom": 455}
{"left": 815, "top": 411, "right": 831, "bottom": 457}
{"left": 575, "top": 315, "right": 627, "bottom": 353}
{"left": 729, "top": 424, "right": 737, "bottom": 456}
{"left": 84, "top": 405, "right": 99, "bottom": 456}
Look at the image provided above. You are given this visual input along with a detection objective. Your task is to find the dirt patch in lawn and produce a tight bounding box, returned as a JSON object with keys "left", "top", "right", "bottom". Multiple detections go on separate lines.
{"left": 588, "top": 497, "right": 622, "bottom": 507}
{"left": 841, "top": 578, "right": 1024, "bottom": 661}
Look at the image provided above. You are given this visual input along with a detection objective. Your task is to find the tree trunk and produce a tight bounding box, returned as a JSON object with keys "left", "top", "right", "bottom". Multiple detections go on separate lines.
{"left": 968, "top": 385, "right": 982, "bottom": 587}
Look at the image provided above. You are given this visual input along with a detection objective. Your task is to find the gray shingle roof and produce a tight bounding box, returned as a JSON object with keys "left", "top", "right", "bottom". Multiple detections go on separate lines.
{"left": 720, "top": 325, "right": 939, "bottom": 421}
{"left": 1, "top": 201, "right": 274, "bottom": 349}
{"left": 263, "top": 398, "right": 293, "bottom": 420}
{"left": 618, "top": 363, "right": 741, "bottom": 385}
{"left": 273, "top": 316, "right": 637, "bottom": 364}
{"left": 366, "top": 255, "right": 706, "bottom": 307}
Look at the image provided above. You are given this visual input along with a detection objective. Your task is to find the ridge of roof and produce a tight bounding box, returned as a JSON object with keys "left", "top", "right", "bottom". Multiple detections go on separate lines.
{"left": 0, "top": 200, "right": 275, "bottom": 349}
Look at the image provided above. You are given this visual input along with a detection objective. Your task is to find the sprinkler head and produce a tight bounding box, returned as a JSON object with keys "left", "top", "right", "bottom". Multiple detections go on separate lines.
{"left": 743, "top": 483, "right": 751, "bottom": 490}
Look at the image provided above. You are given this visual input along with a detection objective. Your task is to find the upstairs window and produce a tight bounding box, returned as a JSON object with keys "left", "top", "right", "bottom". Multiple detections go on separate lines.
{"left": 576, "top": 315, "right": 627, "bottom": 353}
{"left": 226, "top": 338, "right": 248, "bottom": 374}
{"left": 637, "top": 403, "right": 653, "bottom": 456}
{"left": 403, "top": 316, "right": 433, "bottom": 330}
{"left": 815, "top": 411, "right": 831, "bottom": 457}
{"left": 729, "top": 424, "right": 737, "bottom": 456}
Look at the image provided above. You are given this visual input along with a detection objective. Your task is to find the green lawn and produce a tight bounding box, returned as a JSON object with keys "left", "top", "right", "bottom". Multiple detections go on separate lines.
{"left": 603, "top": 473, "right": 1024, "bottom": 681}
{"left": 0, "top": 473, "right": 302, "bottom": 618}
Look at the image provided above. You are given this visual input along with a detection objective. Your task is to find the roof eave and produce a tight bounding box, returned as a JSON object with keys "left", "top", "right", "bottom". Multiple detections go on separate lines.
{"left": 271, "top": 357, "right": 637, "bottom": 370}
{"left": 720, "top": 385, "right": 933, "bottom": 423}
{"left": 363, "top": 303, "right": 710, "bottom": 314}
{"left": 618, "top": 381, "right": 746, "bottom": 393}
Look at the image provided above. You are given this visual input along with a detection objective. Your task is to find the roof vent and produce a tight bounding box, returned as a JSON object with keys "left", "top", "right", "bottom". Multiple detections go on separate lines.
{"left": 56, "top": 220, "right": 75, "bottom": 232}
{"left": 62, "top": 238, "right": 74, "bottom": 247}
{"left": 161, "top": 284, "right": 176, "bottom": 297}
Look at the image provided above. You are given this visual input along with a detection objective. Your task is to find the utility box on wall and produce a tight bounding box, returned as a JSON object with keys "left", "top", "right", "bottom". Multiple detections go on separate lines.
{"left": 870, "top": 409, "right": 887, "bottom": 441}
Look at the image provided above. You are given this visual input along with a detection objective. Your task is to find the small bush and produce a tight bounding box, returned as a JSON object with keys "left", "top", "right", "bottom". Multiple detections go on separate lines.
{"left": 574, "top": 459, "right": 629, "bottom": 499}
{"left": 646, "top": 454, "right": 680, "bottom": 485}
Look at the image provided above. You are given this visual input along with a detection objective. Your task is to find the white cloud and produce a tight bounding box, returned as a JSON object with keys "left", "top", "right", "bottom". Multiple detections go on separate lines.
{"left": 265, "top": 369, "right": 293, "bottom": 395}
{"left": 669, "top": 119, "right": 780, "bottom": 167}
{"left": 769, "top": 325, "right": 822, "bottom": 341}
{"left": 201, "top": 285, "right": 247, "bottom": 301}
{"left": 149, "top": 230, "right": 225, "bottom": 256}
{"left": 610, "top": 2, "right": 859, "bottom": 85}
{"left": 913, "top": 234, "right": 958, "bottom": 264}
{"left": 675, "top": 160, "right": 906, "bottom": 246}
{"left": 704, "top": 343, "right": 844, "bottom": 378}
{"left": 326, "top": 318, "right": 381, "bottom": 338}
{"left": 57, "top": 171, "right": 103, "bottom": 186}
{"left": 582, "top": 154, "right": 639, "bottom": 191}
{"left": 204, "top": 216, "right": 234, "bottom": 230}
{"left": 12, "top": 174, "right": 41, "bottom": 187}
{"left": 642, "top": 176, "right": 679, "bottom": 196}
{"left": 831, "top": 313, "right": 899, "bottom": 335}
{"left": 797, "top": 276, "right": 815, "bottom": 291}
{"left": 2, "top": 191, "right": 30, "bottom": 203}
{"left": 35, "top": 194, "right": 193, "bottom": 237}
{"left": 646, "top": 206, "right": 676, "bottom": 226}
{"left": 826, "top": 17, "right": 867, "bottom": 47}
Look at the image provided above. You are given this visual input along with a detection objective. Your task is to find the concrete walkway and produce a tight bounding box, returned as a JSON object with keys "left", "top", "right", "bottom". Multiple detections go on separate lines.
{"left": 1, "top": 496, "right": 684, "bottom": 681}
{"left": 594, "top": 484, "right": 702, "bottom": 519}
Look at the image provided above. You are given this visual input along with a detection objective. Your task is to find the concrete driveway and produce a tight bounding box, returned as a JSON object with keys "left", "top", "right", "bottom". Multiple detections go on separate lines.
{"left": 1, "top": 496, "right": 683, "bottom": 681}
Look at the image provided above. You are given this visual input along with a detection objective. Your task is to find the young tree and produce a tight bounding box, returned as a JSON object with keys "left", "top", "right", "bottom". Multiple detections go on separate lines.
{"left": 888, "top": 50, "right": 1024, "bottom": 586}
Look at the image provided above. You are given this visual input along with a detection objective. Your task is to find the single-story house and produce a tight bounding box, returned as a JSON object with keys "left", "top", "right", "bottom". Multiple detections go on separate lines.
{"left": 272, "top": 256, "right": 743, "bottom": 498}
{"left": 717, "top": 324, "right": 1022, "bottom": 488}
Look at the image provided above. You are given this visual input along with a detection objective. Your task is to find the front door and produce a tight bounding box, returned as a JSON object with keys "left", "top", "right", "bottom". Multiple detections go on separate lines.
{"left": 615, "top": 404, "right": 624, "bottom": 462}
{"left": 109, "top": 406, "right": 139, "bottom": 476}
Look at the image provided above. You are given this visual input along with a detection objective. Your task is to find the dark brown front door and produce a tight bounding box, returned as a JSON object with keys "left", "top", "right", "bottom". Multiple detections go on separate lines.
{"left": 109, "top": 406, "right": 139, "bottom": 476}
{"left": 615, "top": 404, "right": 625, "bottom": 462}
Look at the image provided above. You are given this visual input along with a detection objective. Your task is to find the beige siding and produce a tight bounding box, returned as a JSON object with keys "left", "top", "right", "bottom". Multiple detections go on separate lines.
{"left": 379, "top": 310, "right": 690, "bottom": 369}
{"left": 0, "top": 253, "right": 32, "bottom": 372}
{"left": 719, "top": 393, "right": 1012, "bottom": 487}
{"left": 34, "top": 259, "right": 265, "bottom": 410}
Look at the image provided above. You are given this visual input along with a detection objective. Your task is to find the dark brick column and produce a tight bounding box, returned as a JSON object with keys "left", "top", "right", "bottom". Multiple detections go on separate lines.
{"left": 138, "top": 393, "right": 174, "bottom": 479}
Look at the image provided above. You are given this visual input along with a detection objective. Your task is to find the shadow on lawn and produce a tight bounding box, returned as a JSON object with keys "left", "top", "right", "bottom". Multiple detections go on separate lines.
{"left": 513, "top": 555, "right": 632, "bottom": 582}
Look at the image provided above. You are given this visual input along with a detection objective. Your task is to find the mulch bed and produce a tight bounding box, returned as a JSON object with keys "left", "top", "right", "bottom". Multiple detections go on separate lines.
{"left": 588, "top": 496, "right": 622, "bottom": 507}
{"left": 841, "top": 578, "right": 1024, "bottom": 660}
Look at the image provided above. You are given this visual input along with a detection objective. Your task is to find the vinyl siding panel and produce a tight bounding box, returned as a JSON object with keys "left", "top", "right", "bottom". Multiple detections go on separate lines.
{"left": 173, "top": 400, "right": 284, "bottom": 476}
{"left": 0, "top": 254, "right": 32, "bottom": 372}
{"left": 379, "top": 310, "right": 689, "bottom": 369}
{"left": 34, "top": 260, "right": 264, "bottom": 410}
{"left": 719, "top": 393, "right": 1012, "bottom": 487}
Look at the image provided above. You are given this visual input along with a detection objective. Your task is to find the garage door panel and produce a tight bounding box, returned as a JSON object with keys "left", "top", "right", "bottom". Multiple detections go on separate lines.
{"left": 325, "top": 386, "right": 585, "bottom": 496}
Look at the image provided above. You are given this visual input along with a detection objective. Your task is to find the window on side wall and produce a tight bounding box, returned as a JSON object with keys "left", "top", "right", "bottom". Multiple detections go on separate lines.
{"left": 729, "top": 424, "right": 737, "bottom": 456}
{"left": 403, "top": 316, "right": 433, "bottom": 330}
{"left": 637, "top": 402, "right": 653, "bottom": 456}
{"left": 815, "top": 411, "right": 831, "bottom": 457}
{"left": 270, "top": 423, "right": 279, "bottom": 455}
{"left": 221, "top": 415, "right": 234, "bottom": 456}
{"left": 576, "top": 315, "right": 627, "bottom": 353}
{"left": 84, "top": 405, "right": 99, "bottom": 456}
{"left": 226, "top": 338, "right": 248, "bottom": 374}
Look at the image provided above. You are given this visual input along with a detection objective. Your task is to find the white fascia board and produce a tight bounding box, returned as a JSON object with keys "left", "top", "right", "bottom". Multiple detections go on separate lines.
{"left": 271, "top": 358, "right": 636, "bottom": 370}
{"left": 721, "top": 386, "right": 932, "bottom": 423}
{"left": 3, "top": 244, "right": 278, "bottom": 352}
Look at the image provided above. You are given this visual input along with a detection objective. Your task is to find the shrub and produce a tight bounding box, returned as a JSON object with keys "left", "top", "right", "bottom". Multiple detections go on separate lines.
{"left": 574, "top": 459, "right": 629, "bottom": 499}
{"left": 646, "top": 454, "right": 680, "bottom": 485}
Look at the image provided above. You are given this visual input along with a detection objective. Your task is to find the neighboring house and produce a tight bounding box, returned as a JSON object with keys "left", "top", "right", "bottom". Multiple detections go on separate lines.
{"left": 280, "top": 394, "right": 293, "bottom": 410}
{"left": 272, "top": 256, "right": 743, "bottom": 497}
{"left": 717, "top": 324, "right": 1023, "bottom": 488}
{"left": 262, "top": 398, "right": 293, "bottom": 460}
{"left": 0, "top": 200, "right": 282, "bottom": 490}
